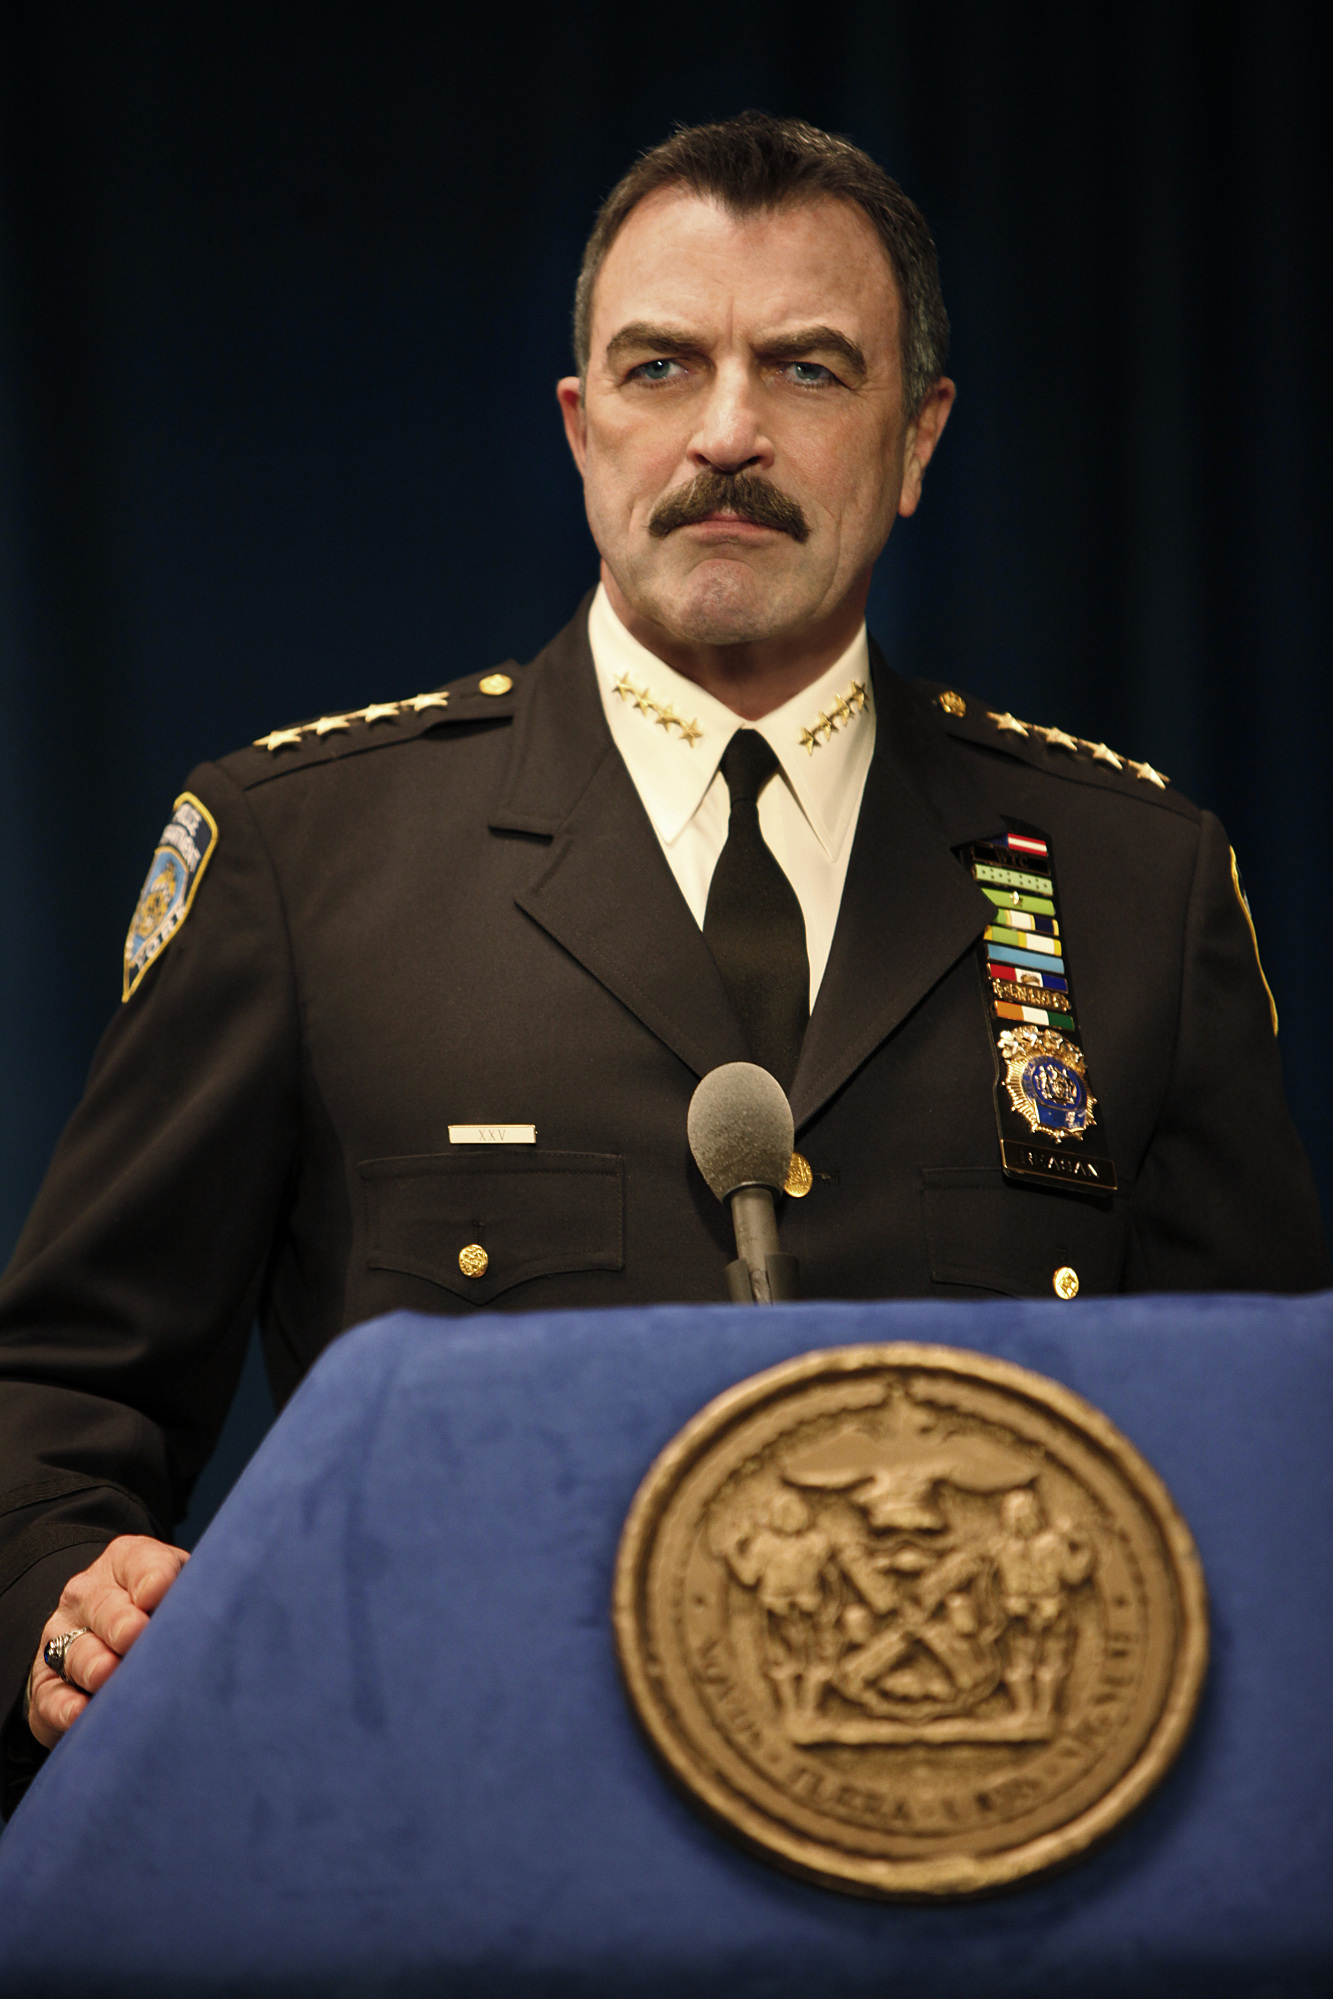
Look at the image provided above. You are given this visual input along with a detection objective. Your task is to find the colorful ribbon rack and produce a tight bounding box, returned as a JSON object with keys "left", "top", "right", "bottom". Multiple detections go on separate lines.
{"left": 968, "top": 824, "right": 1117, "bottom": 1193}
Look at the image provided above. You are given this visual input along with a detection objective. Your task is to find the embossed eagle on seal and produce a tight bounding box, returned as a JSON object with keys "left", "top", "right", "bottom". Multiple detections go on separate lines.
{"left": 613, "top": 1346, "right": 1208, "bottom": 1896}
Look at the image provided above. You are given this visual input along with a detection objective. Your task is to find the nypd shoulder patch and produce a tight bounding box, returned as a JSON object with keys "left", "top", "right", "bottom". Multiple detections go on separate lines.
{"left": 122, "top": 792, "right": 219, "bottom": 1001}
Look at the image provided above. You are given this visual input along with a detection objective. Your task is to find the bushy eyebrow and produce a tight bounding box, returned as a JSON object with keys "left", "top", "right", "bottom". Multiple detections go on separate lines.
{"left": 602, "top": 319, "right": 867, "bottom": 381}
{"left": 603, "top": 321, "right": 698, "bottom": 365}
{"left": 756, "top": 326, "right": 867, "bottom": 379}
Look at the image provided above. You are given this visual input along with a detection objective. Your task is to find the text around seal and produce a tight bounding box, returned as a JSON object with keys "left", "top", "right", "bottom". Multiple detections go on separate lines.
{"left": 613, "top": 1344, "right": 1208, "bottom": 1896}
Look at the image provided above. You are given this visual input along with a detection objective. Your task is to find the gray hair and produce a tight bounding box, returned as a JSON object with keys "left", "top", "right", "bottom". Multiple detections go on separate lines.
{"left": 573, "top": 111, "right": 950, "bottom": 417}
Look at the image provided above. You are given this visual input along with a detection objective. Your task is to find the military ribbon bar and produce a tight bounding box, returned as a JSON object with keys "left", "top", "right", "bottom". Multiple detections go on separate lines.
{"left": 967, "top": 825, "right": 1117, "bottom": 1194}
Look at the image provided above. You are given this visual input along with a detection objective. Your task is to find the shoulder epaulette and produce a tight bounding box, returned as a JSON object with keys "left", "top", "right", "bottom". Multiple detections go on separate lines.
{"left": 230, "top": 666, "right": 520, "bottom": 785}
{"left": 919, "top": 682, "right": 1192, "bottom": 813}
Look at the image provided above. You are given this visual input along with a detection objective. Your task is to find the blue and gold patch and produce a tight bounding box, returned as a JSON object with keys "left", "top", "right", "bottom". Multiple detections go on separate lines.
{"left": 122, "top": 792, "right": 219, "bottom": 1000}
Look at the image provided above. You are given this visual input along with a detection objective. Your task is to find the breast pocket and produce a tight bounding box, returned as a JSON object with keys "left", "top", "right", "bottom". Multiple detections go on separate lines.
{"left": 358, "top": 1150, "right": 624, "bottom": 1305}
{"left": 922, "top": 1167, "right": 1127, "bottom": 1298}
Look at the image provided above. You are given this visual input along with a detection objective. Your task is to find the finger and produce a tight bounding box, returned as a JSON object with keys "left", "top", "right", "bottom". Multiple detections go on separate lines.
{"left": 58, "top": 1627, "right": 121, "bottom": 1696}
{"left": 64, "top": 1571, "right": 152, "bottom": 1659}
{"left": 108, "top": 1536, "right": 189, "bottom": 1614}
{"left": 27, "top": 1669, "right": 90, "bottom": 1751}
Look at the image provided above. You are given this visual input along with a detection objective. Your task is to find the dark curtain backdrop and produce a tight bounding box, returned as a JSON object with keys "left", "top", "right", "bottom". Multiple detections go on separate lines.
{"left": 2, "top": 3, "right": 1328, "bottom": 1537}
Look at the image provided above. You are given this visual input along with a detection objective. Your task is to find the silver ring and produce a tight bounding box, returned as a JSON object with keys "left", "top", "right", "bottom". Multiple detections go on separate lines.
{"left": 43, "top": 1628, "right": 91, "bottom": 1684}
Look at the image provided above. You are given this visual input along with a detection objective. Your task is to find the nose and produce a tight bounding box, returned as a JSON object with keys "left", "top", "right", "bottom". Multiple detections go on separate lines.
{"left": 688, "top": 364, "right": 774, "bottom": 477}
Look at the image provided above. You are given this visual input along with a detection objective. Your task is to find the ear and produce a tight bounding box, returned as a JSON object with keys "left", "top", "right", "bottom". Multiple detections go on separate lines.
{"left": 897, "top": 377, "right": 956, "bottom": 518}
{"left": 556, "top": 377, "right": 587, "bottom": 475}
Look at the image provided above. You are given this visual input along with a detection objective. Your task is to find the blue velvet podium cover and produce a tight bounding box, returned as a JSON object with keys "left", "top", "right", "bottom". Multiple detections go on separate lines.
{"left": 0, "top": 1295, "right": 1329, "bottom": 1997}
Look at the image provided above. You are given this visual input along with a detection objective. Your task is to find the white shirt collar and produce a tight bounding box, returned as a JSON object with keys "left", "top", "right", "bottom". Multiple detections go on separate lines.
{"left": 588, "top": 583, "right": 875, "bottom": 858}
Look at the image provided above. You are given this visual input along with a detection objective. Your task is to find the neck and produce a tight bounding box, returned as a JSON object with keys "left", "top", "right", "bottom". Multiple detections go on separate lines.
{"left": 600, "top": 564, "right": 870, "bottom": 721}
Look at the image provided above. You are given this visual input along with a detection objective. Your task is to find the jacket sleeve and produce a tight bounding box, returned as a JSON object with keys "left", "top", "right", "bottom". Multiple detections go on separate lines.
{"left": 0, "top": 760, "right": 300, "bottom": 1801}
{"left": 1126, "top": 809, "right": 1330, "bottom": 1291}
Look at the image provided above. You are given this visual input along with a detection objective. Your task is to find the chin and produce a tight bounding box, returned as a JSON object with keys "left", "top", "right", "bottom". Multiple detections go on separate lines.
{"left": 654, "top": 563, "right": 810, "bottom": 647}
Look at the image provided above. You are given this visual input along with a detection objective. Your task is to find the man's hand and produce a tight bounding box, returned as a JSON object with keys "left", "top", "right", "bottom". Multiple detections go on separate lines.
{"left": 26, "top": 1536, "right": 189, "bottom": 1749}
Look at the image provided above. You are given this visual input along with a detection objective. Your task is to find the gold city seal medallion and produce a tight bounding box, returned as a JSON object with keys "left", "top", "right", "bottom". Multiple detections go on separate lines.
{"left": 613, "top": 1344, "right": 1207, "bottom": 1896}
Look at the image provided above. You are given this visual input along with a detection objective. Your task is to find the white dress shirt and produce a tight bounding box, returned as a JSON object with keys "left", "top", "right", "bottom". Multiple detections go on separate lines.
{"left": 588, "top": 584, "right": 876, "bottom": 1010}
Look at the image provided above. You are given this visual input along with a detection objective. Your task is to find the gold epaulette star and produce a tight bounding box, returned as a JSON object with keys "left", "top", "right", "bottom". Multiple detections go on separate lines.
{"left": 1129, "top": 759, "right": 1169, "bottom": 789}
{"left": 988, "top": 711, "right": 1029, "bottom": 736}
{"left": 406, "top": 691, "right": 450, "bottom": 712}
{"left": 1034, "top": 724, "right": 1080, "bottom": 754}
{"left": 361, "top": 702, "right": 401, "bottom": 725}
{"left": 312, "top": 714, "right": 351, "bottom": 736}
{"left": 254, "top": 727, "right": 303, "bottom": 753}
{"left": 1085, "top": 740, "right": 1123, "bottom": 768}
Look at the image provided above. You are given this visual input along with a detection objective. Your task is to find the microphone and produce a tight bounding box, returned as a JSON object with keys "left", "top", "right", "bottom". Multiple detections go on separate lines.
{"left": 687, "top": 1063, "right": 801, "bottom": 1304}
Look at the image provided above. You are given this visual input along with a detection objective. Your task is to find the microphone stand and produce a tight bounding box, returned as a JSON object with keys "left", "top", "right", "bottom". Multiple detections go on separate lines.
{"left": 725, "top": 1185, "right": 801, "bottom": 1304}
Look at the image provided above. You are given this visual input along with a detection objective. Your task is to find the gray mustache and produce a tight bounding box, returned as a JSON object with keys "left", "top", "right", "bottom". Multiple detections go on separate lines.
{"left": 648, "top": 472, "right": 811, "bottom": 544}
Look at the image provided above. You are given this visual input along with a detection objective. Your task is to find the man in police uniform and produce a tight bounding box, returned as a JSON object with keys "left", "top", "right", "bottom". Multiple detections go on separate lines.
{"left": 0, "top": 113, "right": 1325, "bottom": 1805}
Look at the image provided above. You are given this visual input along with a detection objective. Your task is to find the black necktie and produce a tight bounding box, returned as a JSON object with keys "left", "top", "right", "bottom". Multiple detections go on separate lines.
{"left": 703, "top": 730, "right": 810, "bottom": 1092}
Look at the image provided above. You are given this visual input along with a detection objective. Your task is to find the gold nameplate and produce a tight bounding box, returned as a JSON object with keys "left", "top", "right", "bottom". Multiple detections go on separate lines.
{"left": 447, "top": 1124, "right": 537, "bottom": 1145}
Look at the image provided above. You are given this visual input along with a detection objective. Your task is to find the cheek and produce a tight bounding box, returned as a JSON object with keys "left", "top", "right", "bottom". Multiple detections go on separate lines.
{"left": 586, "top": 419, "right": 686, "bottom": 519}
{"left": 803, "top": 426, "right": 900, "bottom": 535}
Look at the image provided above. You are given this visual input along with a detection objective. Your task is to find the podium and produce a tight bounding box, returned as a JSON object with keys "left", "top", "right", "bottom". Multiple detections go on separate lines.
{"left": 0, "top": 1295, "right": 1328, "bottom": 1996}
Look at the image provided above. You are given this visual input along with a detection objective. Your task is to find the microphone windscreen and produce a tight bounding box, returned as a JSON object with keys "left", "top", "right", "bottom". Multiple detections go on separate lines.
{"left": 688, "top": 1063, "right": 795, "bottom": 1201}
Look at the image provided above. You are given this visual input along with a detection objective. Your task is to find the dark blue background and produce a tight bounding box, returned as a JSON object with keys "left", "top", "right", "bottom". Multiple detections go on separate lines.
{"left": 1, "top": 4, "right": 1328, "bottom": 1539}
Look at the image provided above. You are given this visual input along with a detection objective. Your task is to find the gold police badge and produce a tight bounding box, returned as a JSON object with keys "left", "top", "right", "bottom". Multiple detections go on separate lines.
{"left": 614, "top": 1345, "right": 1208, "bottom": 1896}
{"left": 997, "top": 1025, "right": 1097, "bottom": 1140}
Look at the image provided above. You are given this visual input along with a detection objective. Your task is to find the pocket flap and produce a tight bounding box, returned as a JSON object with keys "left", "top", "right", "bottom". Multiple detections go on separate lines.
{"left": 922, "top": 1167, "right": 1126, "bottom": 1298}
{"left": 359, "top": 1150, "right": 624, "bottom": 1304}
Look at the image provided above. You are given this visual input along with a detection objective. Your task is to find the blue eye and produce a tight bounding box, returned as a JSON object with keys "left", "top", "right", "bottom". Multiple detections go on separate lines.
{"left": 787, "top": 361, "right": 834, "bottom": 385}
{"left": 633, "top": 357, "right": 682, "bottom": 383}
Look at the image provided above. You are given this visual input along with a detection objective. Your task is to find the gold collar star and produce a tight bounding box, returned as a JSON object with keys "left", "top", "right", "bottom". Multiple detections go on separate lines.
{"left": 254, "top": 727, "right": 303, "bottom": 753}
{"left": 988, "top": 711, "right": 1029, "bottom": 736}
{"left": 613, "top": 673, "right": 701, "bottom": 746}
{"left": 797, "top": 678, "right": 868, "bottom": 755}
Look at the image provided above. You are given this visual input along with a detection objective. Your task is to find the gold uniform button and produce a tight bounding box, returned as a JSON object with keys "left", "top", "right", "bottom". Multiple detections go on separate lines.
{"left": 783, "top": 1151, "right": 814, "bottom": 1199}
{"left": 937, "top": 689, "right": 966, "bottom": 717}
{"left": 1053, "top": 1265, "right": 1079, "bottom": 1300}
{"left": 478, "top": 673, "right": 513, "bottom": 697}
{"left": 459, "top": 1243, "right": 489, "bottom": 1279}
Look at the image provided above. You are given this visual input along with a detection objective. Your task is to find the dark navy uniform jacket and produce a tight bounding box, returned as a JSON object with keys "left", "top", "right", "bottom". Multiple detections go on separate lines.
{"left": 0, "top": 602, "right": 1326, "bottom": 1802}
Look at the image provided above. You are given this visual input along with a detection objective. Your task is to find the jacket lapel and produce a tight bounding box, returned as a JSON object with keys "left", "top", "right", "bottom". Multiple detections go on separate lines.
{"left": 491, "top": 604, "right": 748, "bottom": 1079}
{"left": 789, "top": 652, "right": 1000, "bottom": 1131}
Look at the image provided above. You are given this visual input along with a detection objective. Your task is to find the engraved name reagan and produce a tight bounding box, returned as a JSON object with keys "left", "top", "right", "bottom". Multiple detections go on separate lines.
{"left": 613, "top": 1346, "right": 1208, "bottom": 1897}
